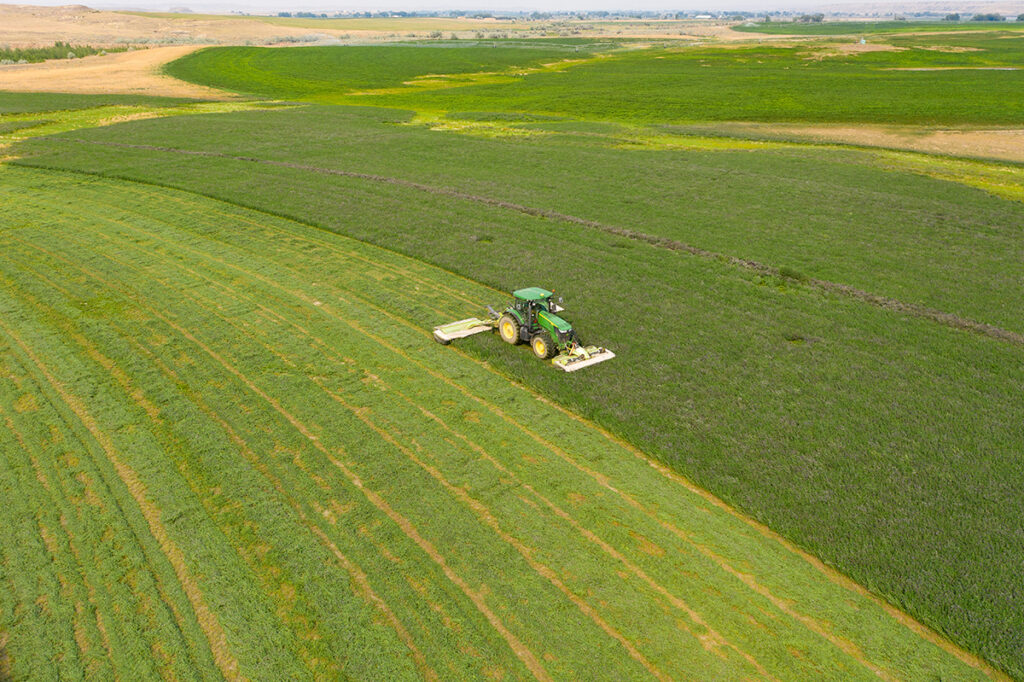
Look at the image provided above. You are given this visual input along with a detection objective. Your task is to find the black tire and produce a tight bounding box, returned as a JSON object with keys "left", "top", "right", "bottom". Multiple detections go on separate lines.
{"left": 531, "top": 333, "right": 555, "bottom": 359}
{"left": 499, "top": 314, "right": 521, "bottom": 345}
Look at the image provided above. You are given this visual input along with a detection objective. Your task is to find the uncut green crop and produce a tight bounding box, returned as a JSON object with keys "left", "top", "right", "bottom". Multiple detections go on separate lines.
{"left": 14, "top": 106, "right": 1024, "bottom": 677}
{"left": 0, "top": 92, "right": 194, "bottom": 115}
{"left": 165, "top": 40, "right": 1024, "bottom": 125}
{"left": 165, "top": 44, "right": 594, "bottom": 100}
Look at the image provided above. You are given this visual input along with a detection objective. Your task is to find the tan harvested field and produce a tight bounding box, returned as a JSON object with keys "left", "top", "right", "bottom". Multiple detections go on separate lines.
{"left": 0, "top": 45, "right": 236, "bottom": 98}
{"left": 703, "top": 122, "right": 1024, "bottom": 163}
{"left": 0, "top": 3, "right": 347, "bottom": 48}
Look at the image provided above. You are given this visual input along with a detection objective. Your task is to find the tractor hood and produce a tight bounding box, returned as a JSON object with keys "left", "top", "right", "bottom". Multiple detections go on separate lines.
{"left": 538, "top": 310, "right": 572, "bottom": 333}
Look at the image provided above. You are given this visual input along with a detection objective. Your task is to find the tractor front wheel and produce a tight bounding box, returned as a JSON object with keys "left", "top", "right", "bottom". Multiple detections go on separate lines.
{"left": 531, "top": 334, "right": 555, "bottom": 359}
{"left": 499, "top": 314, "right": 521, "bottom": 345}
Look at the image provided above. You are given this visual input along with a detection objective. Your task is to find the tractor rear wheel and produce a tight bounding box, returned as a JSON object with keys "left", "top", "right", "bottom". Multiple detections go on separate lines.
{"left": 531, "top": 334, "right": 555, "bottom": 359}
{"left": 499, "top": 314, "right": 521, "bottom": 345}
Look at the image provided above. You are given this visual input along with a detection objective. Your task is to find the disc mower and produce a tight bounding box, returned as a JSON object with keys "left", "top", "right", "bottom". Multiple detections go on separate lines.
{"left": 433, "top": 287, "right": 615, "bottom": 372}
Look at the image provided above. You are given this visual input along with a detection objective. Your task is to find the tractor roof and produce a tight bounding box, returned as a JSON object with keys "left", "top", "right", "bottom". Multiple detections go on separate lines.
{"left": 512, "top": 287, "right": 553, "bottom": 301}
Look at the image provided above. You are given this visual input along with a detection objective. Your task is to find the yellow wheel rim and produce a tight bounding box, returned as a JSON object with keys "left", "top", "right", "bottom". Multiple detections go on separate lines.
{"left": 502, "top": 322, "right": 514, "bottom": 338}
{"left": 534, "top": 339, "right": 544, "bottom": 355}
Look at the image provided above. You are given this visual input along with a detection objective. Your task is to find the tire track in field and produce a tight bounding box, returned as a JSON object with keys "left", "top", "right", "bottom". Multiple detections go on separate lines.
{"left": 0, "top": 314, "right": 244, "bottom": 682}
{"left": 52, "top": 139, "right": 1024, "bottom": 346}
{"left": 9, "top": 209, "right": 497, "bottom": 676}
{"left": 378, "top": 383, "right": 751, "bottom": 655}
{"left": 141, "top": 307, "right": 553, "bottom": 682}
{"left": 8, "top": 237, "right": 552, "bottom": 682}
{"left": 41, "top": 193, "right": 777, "bottom": 677}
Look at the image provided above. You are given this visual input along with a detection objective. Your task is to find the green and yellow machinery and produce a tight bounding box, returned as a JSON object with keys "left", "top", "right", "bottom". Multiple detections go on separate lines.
{"left": 433, "top": 287, "right": 615, "bottom": 372}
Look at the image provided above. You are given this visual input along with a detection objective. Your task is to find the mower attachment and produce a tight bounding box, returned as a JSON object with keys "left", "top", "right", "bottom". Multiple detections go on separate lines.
{"left": 552, "top": 345, "right": 616, "bottom": 372}
{"left": 432, "top": 317, "right": 496, "bottom": 344}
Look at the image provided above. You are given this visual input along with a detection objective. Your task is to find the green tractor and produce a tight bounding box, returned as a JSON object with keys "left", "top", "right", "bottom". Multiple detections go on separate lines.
{"left": 433, "top": 287, "right": 615, "bottom": 372}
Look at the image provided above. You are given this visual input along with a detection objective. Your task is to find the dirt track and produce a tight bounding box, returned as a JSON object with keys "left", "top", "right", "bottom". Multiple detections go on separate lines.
{"left": 0, "top": 45, "right": 236, "bottom": 98}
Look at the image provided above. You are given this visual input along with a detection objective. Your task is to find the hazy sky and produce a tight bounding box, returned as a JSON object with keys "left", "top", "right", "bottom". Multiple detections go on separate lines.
{"left": 24, "top": 0, "right": 932, "bottom": 13}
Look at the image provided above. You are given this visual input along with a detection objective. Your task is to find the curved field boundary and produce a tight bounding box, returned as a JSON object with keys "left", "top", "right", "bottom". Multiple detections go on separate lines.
{"left": 52, "top": 137, "right": 1024, "bottom": 347}
{"left": 0, "top": 165, "right": 1008, "bottom": 680}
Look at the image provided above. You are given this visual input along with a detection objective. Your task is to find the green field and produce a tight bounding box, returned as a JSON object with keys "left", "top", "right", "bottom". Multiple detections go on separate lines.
{"left": 735, "top": 20, "right": 1024, "bottom": 35}
{"left": 3, "top": 27, "right": 1024, "bottom": 681}
{"left": 0, "top": 92, "right": 195, "bottom": 115}
{"left": 166, "top": 39, "right": 1024, "bottom": 125}
{"left": 165, "top": 44, "right": 592, "bottom": 100}
{"left": 2, "top": 164, "right": 998, "bottom": 679}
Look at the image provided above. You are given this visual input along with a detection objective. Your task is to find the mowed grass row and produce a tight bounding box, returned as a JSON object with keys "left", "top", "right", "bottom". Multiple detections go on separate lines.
{"left": 15, "top": 113, "right": 1024, "bottom": 677}
{"left": 166, "top": 40, "right": 1024, "bottom": 125}
{"left": 0, "top": 166, "right": 994, "bottom": 680}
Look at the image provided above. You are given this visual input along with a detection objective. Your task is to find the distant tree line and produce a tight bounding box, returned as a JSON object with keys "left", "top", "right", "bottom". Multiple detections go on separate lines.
{"left": 0, "top": 41, "right": 125, "bottom": 64}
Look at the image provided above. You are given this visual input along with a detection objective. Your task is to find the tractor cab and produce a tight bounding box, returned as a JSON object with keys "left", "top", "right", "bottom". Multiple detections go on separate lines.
{"left": 511, "top": 287, "right": 563, "bottom": 317}
{"left": 499, "top": 287, "right": 580, "bottom": 357}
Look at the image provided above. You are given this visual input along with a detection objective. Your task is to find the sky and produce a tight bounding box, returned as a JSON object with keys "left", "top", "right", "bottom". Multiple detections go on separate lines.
{"left": 20, "top": 0, "right": 959, "bottom": 12}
